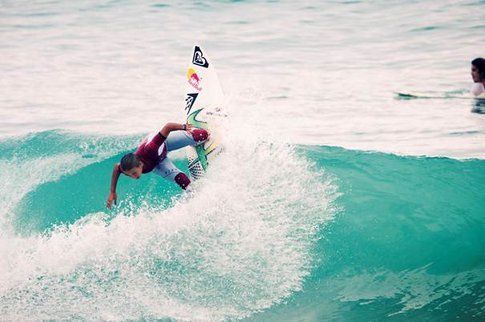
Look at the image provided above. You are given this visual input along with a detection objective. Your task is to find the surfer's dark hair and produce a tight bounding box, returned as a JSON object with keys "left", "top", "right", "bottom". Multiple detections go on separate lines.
{"left": 472, "top": 57, "right": 485, "bottom": 79}
{"left": 120, "top": 153, "right": 141, "bottom": 171}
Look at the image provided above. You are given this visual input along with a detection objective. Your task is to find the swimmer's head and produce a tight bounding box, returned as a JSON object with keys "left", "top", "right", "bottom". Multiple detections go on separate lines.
{"left": 471, "top": 57, "right": 485, "bottom": 82}
{"left": 119, "top": 153, "right": 143, "bottom": 179}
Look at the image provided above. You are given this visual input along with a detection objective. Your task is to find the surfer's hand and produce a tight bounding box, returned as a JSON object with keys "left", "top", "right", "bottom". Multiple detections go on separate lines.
{"left": 106, "top": 192, "right": 117, "bottom": 209}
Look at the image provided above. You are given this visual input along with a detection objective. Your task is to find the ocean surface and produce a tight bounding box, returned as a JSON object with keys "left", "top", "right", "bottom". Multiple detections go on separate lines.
{"left": 1, "top": 0, "right": 484, "bottom": 320}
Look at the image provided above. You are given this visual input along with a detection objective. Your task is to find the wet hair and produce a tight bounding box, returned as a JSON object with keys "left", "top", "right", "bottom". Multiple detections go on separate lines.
{"left": 472, "top": 57, "right": 485, "bottom": 79}
{"left": 119, "top": 153, "right": 141, "bottom": 172}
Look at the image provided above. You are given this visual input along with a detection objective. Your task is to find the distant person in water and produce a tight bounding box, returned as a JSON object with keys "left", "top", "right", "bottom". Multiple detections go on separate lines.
{"left": 106, "top": 122, "right": 209, "bottom": 209}
{"left": 471, "top": 57, "right": 485, "bottom": 97}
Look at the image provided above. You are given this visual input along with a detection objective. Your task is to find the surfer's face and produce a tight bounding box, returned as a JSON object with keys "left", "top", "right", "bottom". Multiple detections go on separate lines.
{"left": 123, "top": 164, "right": 143, "bottom": 179}
{"left": 471, "top": 64, "right": 482, "bottom": 82}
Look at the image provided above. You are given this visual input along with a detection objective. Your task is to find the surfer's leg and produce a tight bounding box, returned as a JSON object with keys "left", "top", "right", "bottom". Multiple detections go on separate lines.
{"left": 165, "top": 129, "right": 209, "bottom": 152}
{"left": 153, "top": 157, "right": 191, "bottom": 189}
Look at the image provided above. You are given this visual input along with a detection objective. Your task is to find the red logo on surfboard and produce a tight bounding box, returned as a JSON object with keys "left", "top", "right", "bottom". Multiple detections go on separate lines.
{"left": 187, "top": 68, "right": 202, "bottom": 91}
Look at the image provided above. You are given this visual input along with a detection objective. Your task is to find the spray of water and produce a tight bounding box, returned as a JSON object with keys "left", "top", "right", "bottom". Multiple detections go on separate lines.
{"left": 0, "top": 127, "right": 337, "bottom": 320}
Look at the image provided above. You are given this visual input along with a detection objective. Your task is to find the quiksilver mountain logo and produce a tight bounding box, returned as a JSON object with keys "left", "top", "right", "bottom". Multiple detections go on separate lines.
{"left": 192, "top": 46, "right": 209, "bottom": 68}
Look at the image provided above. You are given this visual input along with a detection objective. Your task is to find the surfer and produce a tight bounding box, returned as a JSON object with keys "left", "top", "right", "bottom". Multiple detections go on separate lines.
{"left": 106, "top": 122, "right": 209, "bottom": 209}
{"left": 471, "top": 57, "right": 485, "bottom": 97}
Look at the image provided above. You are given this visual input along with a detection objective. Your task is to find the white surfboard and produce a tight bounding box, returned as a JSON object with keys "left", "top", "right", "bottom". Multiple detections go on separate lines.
{"left": 183, "top": 46, "right": 225, "bottom": 179}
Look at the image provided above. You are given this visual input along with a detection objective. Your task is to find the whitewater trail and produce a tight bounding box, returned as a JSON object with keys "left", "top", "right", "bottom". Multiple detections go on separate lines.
{"left": 0, "top": 129, "right": 337, "bottom": 320}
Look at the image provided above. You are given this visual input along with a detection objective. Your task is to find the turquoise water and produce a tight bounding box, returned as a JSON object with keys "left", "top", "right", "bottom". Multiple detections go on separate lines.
{"left": 0, "top": 131, "right": 484, "bottom": 320}
{"left": 251, "top": 146, "right": 485, "bottom": 321}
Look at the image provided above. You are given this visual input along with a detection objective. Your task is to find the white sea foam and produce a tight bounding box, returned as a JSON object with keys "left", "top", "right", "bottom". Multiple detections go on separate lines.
{"left": 0, "top": 129, "right": 337, "bottom": 320}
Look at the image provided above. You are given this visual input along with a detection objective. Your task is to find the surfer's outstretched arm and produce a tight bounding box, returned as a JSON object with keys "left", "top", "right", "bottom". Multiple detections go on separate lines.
{"left": 106, "top": 163, "right": 121, "bottom": 209}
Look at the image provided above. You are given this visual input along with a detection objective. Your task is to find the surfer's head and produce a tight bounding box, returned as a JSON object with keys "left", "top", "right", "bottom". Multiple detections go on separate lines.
{"left": 471, "top": 57, "right": 485, "bottom": 82}
{"left": 119, "top": 153, "right": 143, "bottom": 179}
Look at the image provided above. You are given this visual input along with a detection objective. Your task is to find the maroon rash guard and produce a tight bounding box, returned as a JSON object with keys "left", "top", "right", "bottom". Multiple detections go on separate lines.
{"left": 135, "top": 132, "right": 167, "bottom": 174}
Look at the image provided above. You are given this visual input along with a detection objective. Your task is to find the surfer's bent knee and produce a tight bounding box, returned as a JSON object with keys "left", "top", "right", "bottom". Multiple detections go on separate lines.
{"left": 175, "top": 172, "right": 191, "bottom": 190}
{"left": 191, "top": 128, "right": 209, "bottom": 143}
